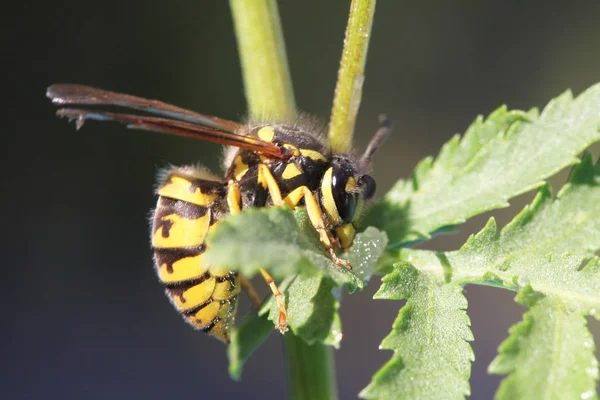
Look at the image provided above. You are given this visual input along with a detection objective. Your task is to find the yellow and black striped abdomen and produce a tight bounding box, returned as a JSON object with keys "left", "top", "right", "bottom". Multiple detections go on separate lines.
{"left": 151, "top": 171, "right": 239, "bottom": 343}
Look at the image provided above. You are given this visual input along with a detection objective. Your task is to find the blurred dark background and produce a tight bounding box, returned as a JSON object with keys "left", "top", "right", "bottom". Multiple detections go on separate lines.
{"left": 5, "top": 1, "right": 600, "bottom": 399}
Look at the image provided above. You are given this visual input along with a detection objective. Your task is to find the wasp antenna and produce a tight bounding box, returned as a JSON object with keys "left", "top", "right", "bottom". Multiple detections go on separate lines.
{"left": 362, "top": 114, "right": 392, "bottom": 162}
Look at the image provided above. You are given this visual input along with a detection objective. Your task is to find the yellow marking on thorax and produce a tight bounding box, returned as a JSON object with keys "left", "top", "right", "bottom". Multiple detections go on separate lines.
{"left": 283, "top": 143, "right": 300, "bottom": 156}
{"left": 159, "top": 176, "right": 218, "bottom": 206}
{"left": 157, "top": 254, "right": 209, "bottom": 283}
{"left": 152, "top": 212, "right": 211, "bottom": 248}
{"left": 257, "top": 126, "right": 275, "bottom": 141}
{"left": 300, "top": 149, "right": 327, "bottom": 162}
{"left": 232, "top": 155, "right": 249, "bottom": 181}
{"left": 320, "top": 168, "right": 343, "bottom": 226}
{"left": 282, "top": 163, "right": 302, "bottom": 179}
{"left": 172, "top": 276, "right": 216, "bottom": 311}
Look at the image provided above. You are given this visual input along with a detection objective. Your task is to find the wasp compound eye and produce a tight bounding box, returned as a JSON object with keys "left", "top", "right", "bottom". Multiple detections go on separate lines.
{"left": 331, "top": 166, "right": 358, "bottom": 224}
{"left": 359, "top": 174, "right": 376, "bottom": 200}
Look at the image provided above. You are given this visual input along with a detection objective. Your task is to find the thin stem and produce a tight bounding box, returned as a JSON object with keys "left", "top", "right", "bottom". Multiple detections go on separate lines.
{"left": 284, "top": 334, "right": 338, "bottom": 400}
{"left": 229, "top": 1, "right": 337, "bottom": 399}
{"left": 328, "top": 0, "right": 377, "bottom": 153}
{"left": 229, "top": 0, "right": 296, "bottom": 120}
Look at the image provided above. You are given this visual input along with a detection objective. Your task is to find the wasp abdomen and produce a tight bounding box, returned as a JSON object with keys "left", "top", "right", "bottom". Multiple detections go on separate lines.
{"left": 151, "top": 171, "right": 239, "bottom": 343}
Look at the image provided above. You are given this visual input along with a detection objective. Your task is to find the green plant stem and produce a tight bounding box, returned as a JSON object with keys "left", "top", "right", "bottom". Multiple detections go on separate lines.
{"left": 328, "top": 0, "right": 377, "bottom": 153}
{"left": 229, "top": 0, "right": 296, "bottom": 119}
{"left": 284, "top": 334, "right": 338, "bottom": 400}
{"left": 229, "top": 1, "right": 337, "bottom": 399}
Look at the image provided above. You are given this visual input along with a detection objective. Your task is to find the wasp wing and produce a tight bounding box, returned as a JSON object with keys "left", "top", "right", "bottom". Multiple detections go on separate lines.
{"left": 56, "top": 108, "right": 290, "bottom": 159}
{"left": 47, "top": 84, "right": 241, "bottom": 133}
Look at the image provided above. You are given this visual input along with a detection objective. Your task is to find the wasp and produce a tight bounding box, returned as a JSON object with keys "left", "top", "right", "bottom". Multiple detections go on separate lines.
{"left": 47, "top": 84, "right": 391, "bottom": 343}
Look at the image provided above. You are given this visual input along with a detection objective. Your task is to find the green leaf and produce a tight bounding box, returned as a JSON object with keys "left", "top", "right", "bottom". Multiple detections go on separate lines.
{"left": 227, "top": 311, "right": 274, "bottom": 380}
{"left": 360, "top": 263, "right": 473, "bottom": 400}
{"left": 489, "top": 288, "right": 599, "bottom": 400}
{"left": 205, "top": 205, "right": 387, "bottom": 346}
{"left": 366, "top": 84, "right": 600, "bottom": 245}
{"left": 206, "top": 207, "right": 386, "bottom": 290}
{"left": 400, "top": 153, "right": 600, "bottom": 312}
{"left": 260, "top": 275, "right": 342, "bottom": 346}
{"left": 383, "top": 154, "right": 600, "bottom": 398}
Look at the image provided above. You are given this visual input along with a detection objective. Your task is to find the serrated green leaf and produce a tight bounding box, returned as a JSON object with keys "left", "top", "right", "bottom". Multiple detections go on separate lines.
{"left": 260, "top": 274, "right": 341, "bottom": 345}
{"left": 360, "top": 263, "right": 473, "bottom": 400}
{"left": 366, "top": 84, "right": 600, "bottom": 244}
{"left": 257, "top": 224, "right": 386, "bottom": 344}
{"left": 227, "top": 311, "right": 273, "bottom": 380}
{"left": 206, "top": 207, "right": 386, "bottom": 289}
{"left": 386, "top": 155, "right": 600, "bottom": 398}
{"left": 259, "top": 277, "right": 343, "bottom": 348}
{"left": 205, "top": 206, "right": 325, "bottom": 280}
{"left": 489, "top": 289, "right": 599, "bottom": 400}
{"left": 400, "top": 153, "right": 600, "bottom": 313}
{"left": 204, "top": 206, "right": 386, "bottom": 372}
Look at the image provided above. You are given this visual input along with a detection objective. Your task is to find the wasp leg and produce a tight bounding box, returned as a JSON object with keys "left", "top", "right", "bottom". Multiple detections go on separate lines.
{"left": 239, "top": 276, "right": 262, "bottom": 309}
{"left": 259, "top": 268, "right": 288, "bottom": 333}
{"left": 257, "top": 164, "right": 284, "bottom": 205}
{"left": 283, "top": 186, "right": 352, "bottom": 270}
{"left": 257, "top": 165, "right": 352, "bottom": 269}
{"left": 227, "top": 180, "right": 242, "bottom": 214}
{"left": 227, "top": 178, "right": 288, "bottom": 332}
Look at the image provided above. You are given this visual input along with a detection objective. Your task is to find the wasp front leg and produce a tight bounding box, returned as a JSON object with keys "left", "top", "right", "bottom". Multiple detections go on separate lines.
{"left": 257, "top": 165, "right": 352, "bottom": 270}
{"left": 284, "top": 185, "right": 352, "bottom": 270}
{"left": 259, "top": 268, "right": 288, "bottom": 333}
